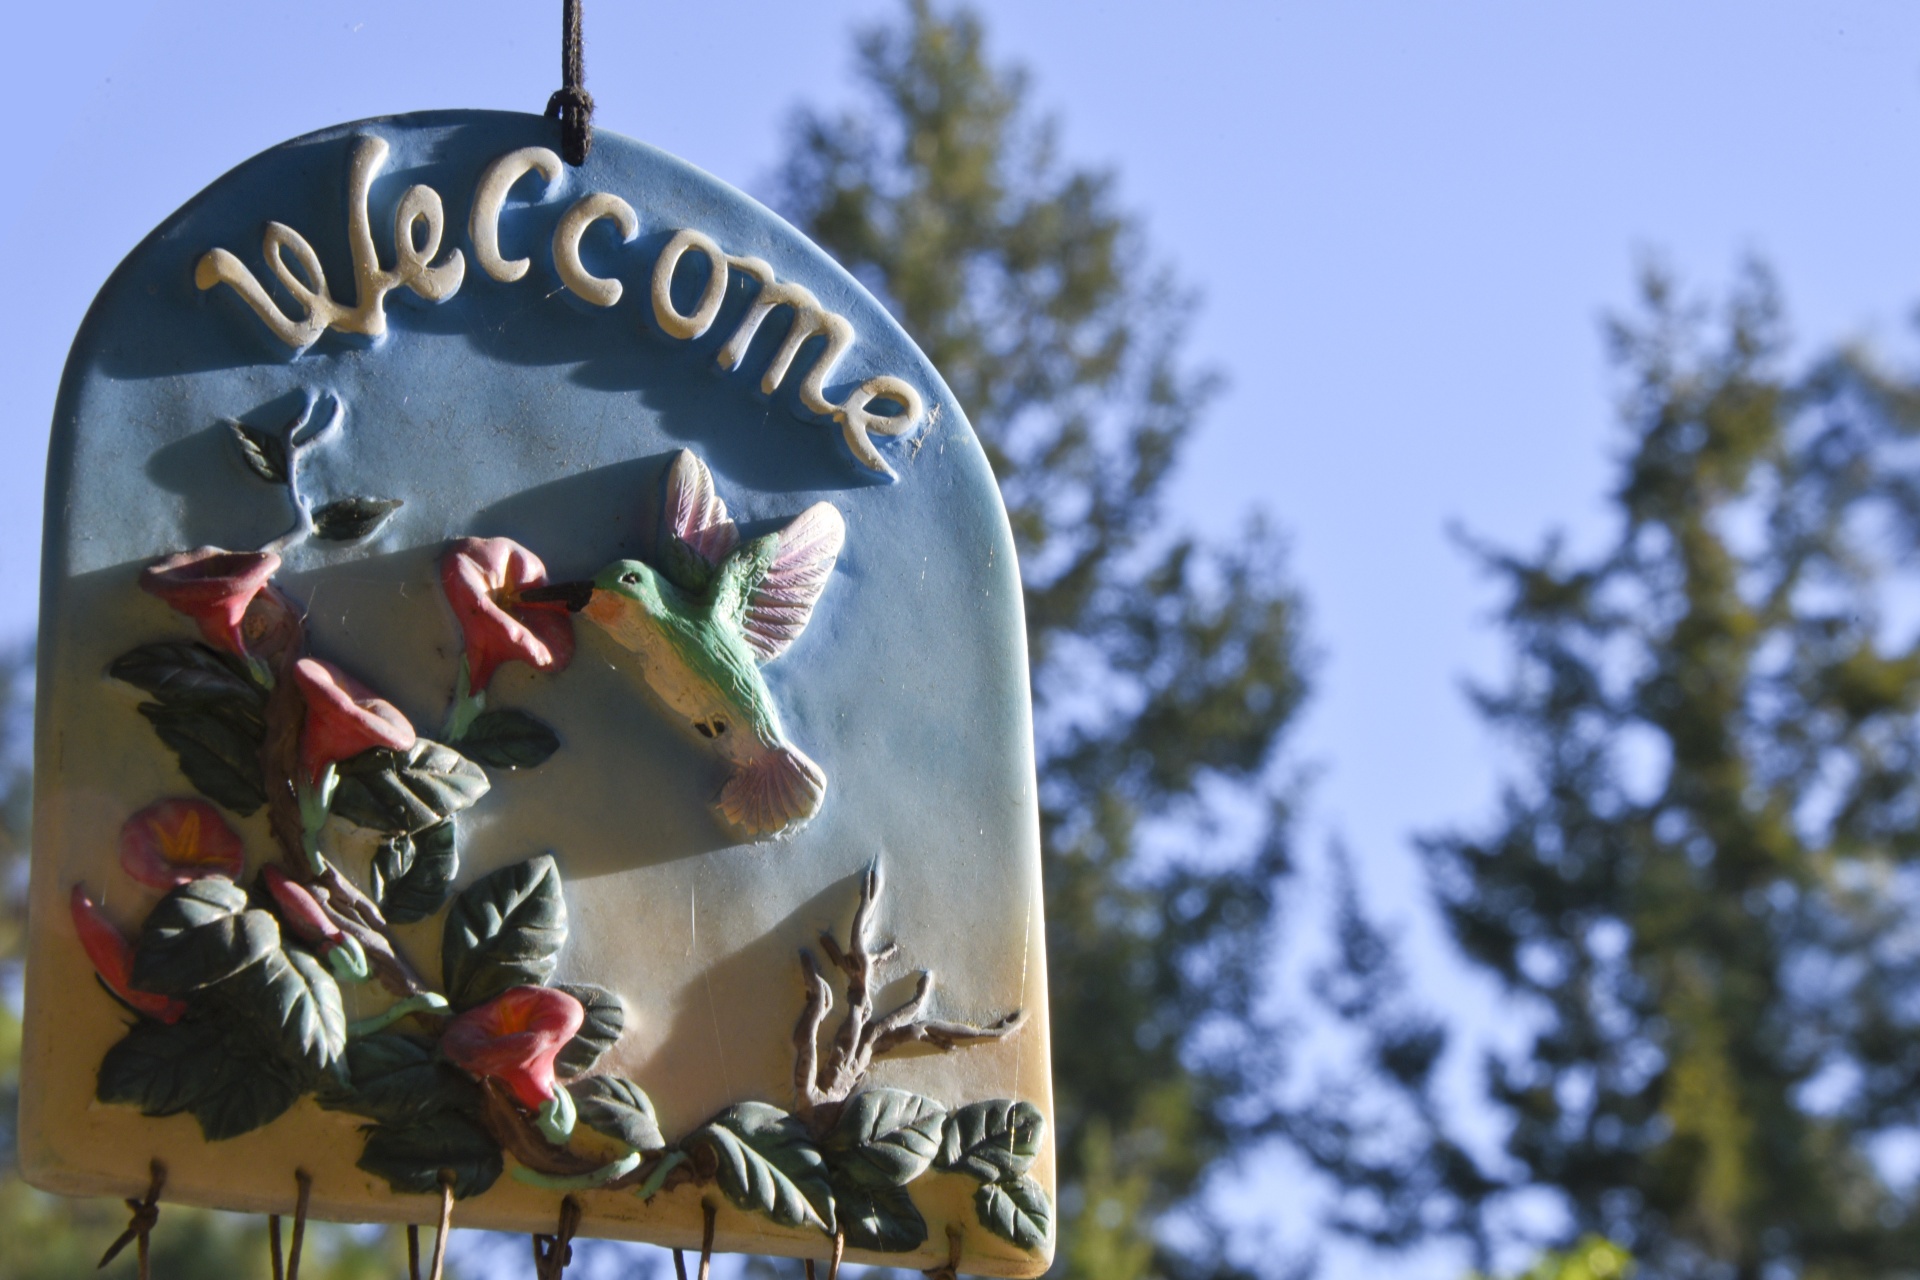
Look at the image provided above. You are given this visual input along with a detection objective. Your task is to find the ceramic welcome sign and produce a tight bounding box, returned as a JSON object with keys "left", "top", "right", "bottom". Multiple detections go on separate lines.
{"left": 20, "top": 111, "right": 1053, "bottom": 1276}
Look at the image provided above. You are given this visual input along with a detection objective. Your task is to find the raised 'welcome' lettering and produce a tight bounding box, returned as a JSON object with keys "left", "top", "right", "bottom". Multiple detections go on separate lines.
{"left": 196, "top": 137, "right": 927, "bottom": 482}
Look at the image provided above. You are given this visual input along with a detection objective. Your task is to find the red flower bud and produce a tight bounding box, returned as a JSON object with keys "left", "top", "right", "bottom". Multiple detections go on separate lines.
{"left": 118, "top": 798, "right": 245, "bottom": 890}
{"left": 261, "top": 864, "right": 343, "bottom": 946}
{"left": 441, "top": 538, "right": 575, "bottom": 693}
{"left": 292, "top": 658, "right": 416, "bottom": 785}
{"left": 70, "top": 886, "right": 186, "bottom": 1023}
{"left": 140, "top": 548, "right": 281, "bottom": 657}
{"left": 440, "top": 985, "right": 585, "bottom": 1110}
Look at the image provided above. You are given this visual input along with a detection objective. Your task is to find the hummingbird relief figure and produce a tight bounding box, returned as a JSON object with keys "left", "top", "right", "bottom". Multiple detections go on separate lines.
{"left": 527, "top": 451, "right": 846, "bottom": 839}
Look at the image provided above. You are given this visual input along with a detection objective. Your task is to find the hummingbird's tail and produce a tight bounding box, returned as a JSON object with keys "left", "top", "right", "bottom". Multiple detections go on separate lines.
{"left": 718, "top": 742, "right": 827, "bottom": 838}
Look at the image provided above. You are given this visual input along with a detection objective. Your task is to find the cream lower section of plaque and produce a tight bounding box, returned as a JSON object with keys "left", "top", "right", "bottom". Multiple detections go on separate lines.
{"left": 21, "top": 796, "right": 1054, "bottom": 1275}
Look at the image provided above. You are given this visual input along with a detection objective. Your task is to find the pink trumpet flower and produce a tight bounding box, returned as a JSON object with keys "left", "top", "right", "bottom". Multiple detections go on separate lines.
{"left": 140, "top": 548, "right": 282, "bottom": 658}
{"left": 118, "top": 798, "right": 246, "bottom": 890}
{"left": 440, "top": 985, "right": 585, "bottom": 1111}
{"left": 441, "top": 538, "right": 576, "bottom": 693}
{"left": 292, "top": 658, "right": 416, "bottom": 785}
{"left": 70, "top": 886, "right": 186, "bottom": 1023}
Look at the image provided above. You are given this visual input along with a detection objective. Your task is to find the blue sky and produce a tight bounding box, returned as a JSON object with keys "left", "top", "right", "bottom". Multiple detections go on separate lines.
{"left": 9, "top": 3, "right": 1920, "bottom": 1275}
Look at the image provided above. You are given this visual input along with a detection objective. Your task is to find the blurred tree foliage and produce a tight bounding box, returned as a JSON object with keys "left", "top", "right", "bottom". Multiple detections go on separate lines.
{"left": 1306, "top": 263, "right": 1920, "bottom": 1278}
{"left": 776, "top": 3, "right": 1306, "bottom": 1277}
{"left": 1475, "top": 1237, "right": 1633, "bottom": 1280}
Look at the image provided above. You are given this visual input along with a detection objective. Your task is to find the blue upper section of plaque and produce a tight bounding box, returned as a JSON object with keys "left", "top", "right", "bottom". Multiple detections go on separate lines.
{"left": 43, "top": 110, "right": 1037, "bottom": 913}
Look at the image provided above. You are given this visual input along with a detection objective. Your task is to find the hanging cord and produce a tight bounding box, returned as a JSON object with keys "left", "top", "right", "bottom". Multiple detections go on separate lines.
{"left": 697, "top": 1200, "right": 717, "bottom": 1280}
{"left": 427, "top": 1170, "right": 457, "bottom": 1280}
{"left": 828, "top": 1230, "right": 844, "bottom": 1280}
{"left": 532, "top": 1196, "right": 583, "bottom": 1280}
{"left": 546, "top": 0, "right": 594, "bottom": 166}
{"left": 408, "top": 1225, "right": 422, "bottom": 1280}
{"left": 921, "top": 1224, "right": 963, "bottom": 1280}
{"left": 98, "top": 1160, "right": 166, "bottom": 1277}
{"left": 673, "top": 1247, "right": 689, "bottom": 1280}
{"left": 269, "top": 1169, "right": 314, "bottom": 1280}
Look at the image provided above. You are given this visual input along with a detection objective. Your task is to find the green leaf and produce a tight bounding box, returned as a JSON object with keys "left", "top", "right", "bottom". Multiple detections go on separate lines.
{"left": 457, "top": 709, "right": 561, "bottom": 770}
{"left": 554, "top": 983, "right": 624, "bottom": 1077}
{"left": 96, "top": 1014, "right": 225, "bottom": 1118}
{"left": 826, "top": 1088, "right": 948, "bottom": 1189}
{"left": 110, "top": 641, "right": 267, "bottom": 714}
{"left": 935, "top": 1099, "right": 1046, "bottom": 1183}
{"left": 218, "top": 945, "right": 347, "bottom": 1074}
{"left": 357, "top": 1110, "right": 502, "bottom": 1200}
{"left": 687, "top": 1102, "right": 837, "bottom": 1233}
{"left": 570, "top": 1076, "right": 664, "bottom": 1152}
{"left": 312, "top": 496, "right": 403, "bottom": 542}
{"left": 441, "top": 854, "right": 567, "bottom": 1008}
{"left": 228, "top": 418, "right": 289, "bottom": 483}
{"left": 96, "top": 1013, "right": 303, "bottom": 1141}
{"left": 372, "top": 820, "right": 460, "bottom": 924}
{"left": 974, "top": 1176, "right": 1052, "bottom": 1252}
{"left": 319, "top": 1034, "right": 480, "bottom": 1125}
{"left": 137, "top": 703, "right": 267, "bottom": 814}
{"left": 332, "top": 738, "right": 490, "bottom": 836}
{"left": 191, "top": 1061, "right": 307, "bottom": 1142}
{"left": 131, "top": 877, "right": 279, "bottom": 995}
{"left": 112, "top": 642, "right": 268, "bottom": 813}
{"left": 836, "top": 1183, "right": 927, "bottom": 1253}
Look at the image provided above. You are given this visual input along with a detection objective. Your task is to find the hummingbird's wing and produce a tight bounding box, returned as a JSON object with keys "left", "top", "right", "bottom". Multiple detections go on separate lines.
{"left": 658, "top": 450, "right": 739, "bottom": 594}
{"left": 714, "top": 502, "right": 847, "bottom": 663}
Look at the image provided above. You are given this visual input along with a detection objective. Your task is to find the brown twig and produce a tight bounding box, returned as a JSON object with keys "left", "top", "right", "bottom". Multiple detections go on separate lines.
{"left": 793, "top": 861, "right": 1026, "bottom": 1122}
{"left": 793, "top": 951, "right": 834, "bottom": 1116}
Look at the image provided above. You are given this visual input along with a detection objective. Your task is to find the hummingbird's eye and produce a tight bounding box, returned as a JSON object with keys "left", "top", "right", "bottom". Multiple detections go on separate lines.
{"left": 620, "top": 572, "right": 640, "bottom": 585}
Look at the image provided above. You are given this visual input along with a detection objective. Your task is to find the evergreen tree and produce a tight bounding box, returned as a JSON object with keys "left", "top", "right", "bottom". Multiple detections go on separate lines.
{"left": 1306, "top": 263, "right": 1920, "bottom": 1279}
{"left": 776, "top": 4, "right": 1307, "bottom": 1277}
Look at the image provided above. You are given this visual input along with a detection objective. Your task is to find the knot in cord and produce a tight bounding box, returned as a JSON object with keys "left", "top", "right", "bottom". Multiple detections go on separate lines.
{"left": 547, "top": 0, "right": 593, "bottom": 165}
{"left": 98, "top": 1160, "right": 166, "bottom": 1275}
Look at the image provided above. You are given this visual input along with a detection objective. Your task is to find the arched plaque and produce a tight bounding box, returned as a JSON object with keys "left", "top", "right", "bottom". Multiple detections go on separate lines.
{"left": 20, "top": 112, "right": 1052, "bottom": 1275}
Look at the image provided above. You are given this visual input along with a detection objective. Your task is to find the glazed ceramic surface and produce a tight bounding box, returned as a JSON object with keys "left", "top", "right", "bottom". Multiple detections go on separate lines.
{"left": 21, "top": 111, "right": 1051, "bottom": 1275}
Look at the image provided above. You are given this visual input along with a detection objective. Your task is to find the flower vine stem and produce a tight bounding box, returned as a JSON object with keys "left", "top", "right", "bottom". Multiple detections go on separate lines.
{"left": 511, "top": 1151, "right": 641, "bottom": 1192}
{"left": 254, "top": 587, "right": 434, "bottom": 1003}
{"left": 792, "top": 861, "right": 1025, "bottom": 1128}
{"left": 444, "top": 658, "right": 484, "bottom": 742}
{"left": 479, "top": 1079, "right": 604, "bottom": 1178}
{"left": 264, "top": 391, "right": 344, "bottom": 557}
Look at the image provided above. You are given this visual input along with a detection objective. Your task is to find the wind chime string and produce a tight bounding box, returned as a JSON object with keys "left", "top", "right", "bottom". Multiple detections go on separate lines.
{"left": 531, "top": 1195, "right": 583, "bottom": 1280}
{"left": 546, "top": 0, "right": 594, "bottom": 166}
{"left": 269, "top": 1168, "right": 315, "bottom": 1280}
{"left": 426, "top": 1169, "right": 457, "bottom": 1280}
{"left": 97, "top": 1159, "right": 166, "bottom": 1279}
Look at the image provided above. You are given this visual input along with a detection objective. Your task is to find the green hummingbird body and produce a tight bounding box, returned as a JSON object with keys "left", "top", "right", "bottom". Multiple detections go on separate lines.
{"left": 583, "top": 559, "right": 789, "bottom": 762}
{"left": 566, "top": 450, "right": 846, "bottom": 838}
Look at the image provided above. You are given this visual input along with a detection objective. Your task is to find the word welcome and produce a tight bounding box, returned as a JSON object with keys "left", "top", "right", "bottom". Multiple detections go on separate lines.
{"left": 195, "top": 137, "right": 926, "bottom": 481}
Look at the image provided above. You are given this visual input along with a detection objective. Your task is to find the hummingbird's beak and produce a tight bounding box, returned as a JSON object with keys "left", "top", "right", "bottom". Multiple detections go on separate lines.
{"left": 519, "top": 581, "right": 595, "bottom": 612}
